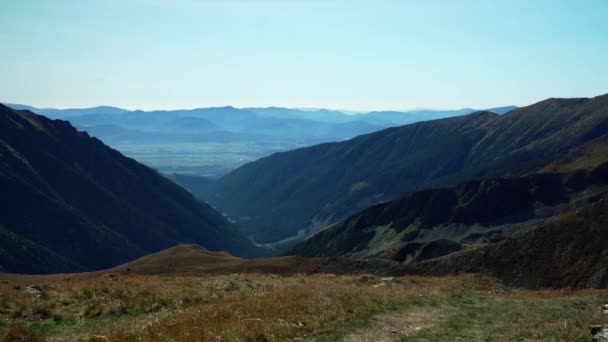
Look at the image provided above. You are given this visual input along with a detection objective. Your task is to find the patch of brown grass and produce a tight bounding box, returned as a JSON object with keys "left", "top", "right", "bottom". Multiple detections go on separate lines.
{"left": 0, "top": 273, "right": 606, "bottom": 341}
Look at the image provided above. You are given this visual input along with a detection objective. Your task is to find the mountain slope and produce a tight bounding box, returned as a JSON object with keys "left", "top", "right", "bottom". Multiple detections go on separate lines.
{"left": 289, "top": 162, "right": 608, "bottom": 259}
{"left": 208, "top": 94, "right": 608, "bottom": 243}
{"left": 418, "top": 195, "right": 608, "bottom": 289}
{"left": 539, "top": 134, "right": 608, "bottom": 173}
{"left": 0, "top": 104, "right": 258, "bottom": 274}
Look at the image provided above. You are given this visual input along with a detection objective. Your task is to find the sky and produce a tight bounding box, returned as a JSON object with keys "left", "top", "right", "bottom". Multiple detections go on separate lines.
{"left": 1, "top": 0, "right": 607, "bottom": 111}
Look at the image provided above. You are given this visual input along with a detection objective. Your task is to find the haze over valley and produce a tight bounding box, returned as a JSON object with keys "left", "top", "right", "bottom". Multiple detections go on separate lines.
{"left": 4, "top": 103, "right": 515, "bottom": 178}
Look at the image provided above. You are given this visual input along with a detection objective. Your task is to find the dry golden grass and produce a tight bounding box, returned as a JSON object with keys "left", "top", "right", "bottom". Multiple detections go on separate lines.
{"left": 0, "top": 273, "right": 606, "bottom": 341}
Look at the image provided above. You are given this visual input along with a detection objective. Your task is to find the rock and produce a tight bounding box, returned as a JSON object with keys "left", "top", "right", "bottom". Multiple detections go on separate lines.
{"left": 380, "top": 277, "right": 408, "bottom": 285}
{"left": 591, "top": 325, "right": 608, "bottom": 342}
{"left": 24, "top": 285, "right": 43, "bottom": 298}
{"left": 602, "top": 304, "right": 608, "bottom": 314}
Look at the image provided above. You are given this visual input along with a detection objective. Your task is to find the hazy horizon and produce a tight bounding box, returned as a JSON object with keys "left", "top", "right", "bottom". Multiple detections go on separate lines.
{"left": 2, "top": 0, "right": 607, "bottom": 110}
{"left": 2, "top": 100, "right": 521, "bottom": 113}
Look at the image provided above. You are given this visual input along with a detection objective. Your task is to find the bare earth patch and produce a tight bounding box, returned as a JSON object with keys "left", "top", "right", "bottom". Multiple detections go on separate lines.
{"left": 344, "top": 308, "right": 439, "bottom": 342}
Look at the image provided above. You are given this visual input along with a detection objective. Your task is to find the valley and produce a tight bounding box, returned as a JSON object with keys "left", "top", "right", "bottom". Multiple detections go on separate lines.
{"left": 5, "top": 104, "right": 508, "bottom": 179}
{"left": 113, "top": 140, "right": 306, "bottom": 178}
{"left": 3, "top": 1, "right": 608, "bottom": 340}
{"left": 2, "top": 96, "right": 608, "bottom": 340}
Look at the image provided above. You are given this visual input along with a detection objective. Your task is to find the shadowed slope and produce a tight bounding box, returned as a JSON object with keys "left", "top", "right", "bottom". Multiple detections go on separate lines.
{"left": 418, "top": 195, "right": 608, "bottom": 289}
{"left": 0, "top": 105, "right": 258, "bottom": 274}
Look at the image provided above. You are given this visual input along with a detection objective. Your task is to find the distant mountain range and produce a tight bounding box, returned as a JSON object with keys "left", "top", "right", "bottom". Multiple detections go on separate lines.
{"left": 205, "top": 95, "right": 608, "bottom": 245}
{"left": 3, "top": 103, "right": 516, "bottom": 146}
{"left": 0, "top": 104, "right": 258, "bottom": 274}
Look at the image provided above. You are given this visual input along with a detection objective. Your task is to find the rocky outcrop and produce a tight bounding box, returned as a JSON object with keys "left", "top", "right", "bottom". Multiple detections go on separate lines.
{"left": 417, "top": 197, "right": 608, "bottom": 289}
{"left": 591, "top": 325, "right": 608, "bottom": 342}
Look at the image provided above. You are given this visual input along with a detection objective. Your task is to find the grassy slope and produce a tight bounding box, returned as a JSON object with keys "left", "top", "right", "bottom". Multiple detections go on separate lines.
{"left": 210, "top": 95, "right": 608, "bottom": 243}
{"left": 0, "top": 104, "right": 259, "bottom": 274}
{"left": 0, "top": 273, "right": 606, "bottom": 341}
{"left": 540, "top": 134, "right": 608, "bottom": 173}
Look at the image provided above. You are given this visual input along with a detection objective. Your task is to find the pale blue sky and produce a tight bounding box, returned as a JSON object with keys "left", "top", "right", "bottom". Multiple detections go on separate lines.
{"left": 1, "top": 0, "right": 607, "bottom": 110}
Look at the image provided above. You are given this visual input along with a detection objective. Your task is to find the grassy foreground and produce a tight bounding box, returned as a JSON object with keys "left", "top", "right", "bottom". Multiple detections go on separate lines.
{"left": 0, "top": 273, "right": 606, "bottom": 341}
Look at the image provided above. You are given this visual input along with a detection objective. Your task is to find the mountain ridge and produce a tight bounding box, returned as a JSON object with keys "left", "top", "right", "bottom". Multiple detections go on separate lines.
{"left": 207, "top": 94, "right": 608, "bottom": 244}
{"left": 0, "top": 104, "right": 259, "bottom": 274}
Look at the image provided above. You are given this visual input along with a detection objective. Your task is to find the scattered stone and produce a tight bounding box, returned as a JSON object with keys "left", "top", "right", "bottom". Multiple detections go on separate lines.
{"left": 591, "top": 325, "right": 608, "bottom": 342}
{"left": 380, "top": 277, "right": 408, "bottom": 285}
{"left": 24, "top": 285, "right": 43, "bottom": 298}
{"left": 602, "top": 304, "right": 608, "bottom": 314}
{"left": 294, "top": 321, "right": 307, "bottom": 327}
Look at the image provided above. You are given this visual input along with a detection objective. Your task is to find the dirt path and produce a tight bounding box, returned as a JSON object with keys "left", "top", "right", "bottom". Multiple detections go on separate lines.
{"left": 343, "top": 308, "right": 439, "bottom": 342}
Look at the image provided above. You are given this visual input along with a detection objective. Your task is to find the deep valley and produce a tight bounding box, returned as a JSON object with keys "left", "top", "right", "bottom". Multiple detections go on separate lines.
{"left": 1, "top": 95, "right": 608, "bottom": 340}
